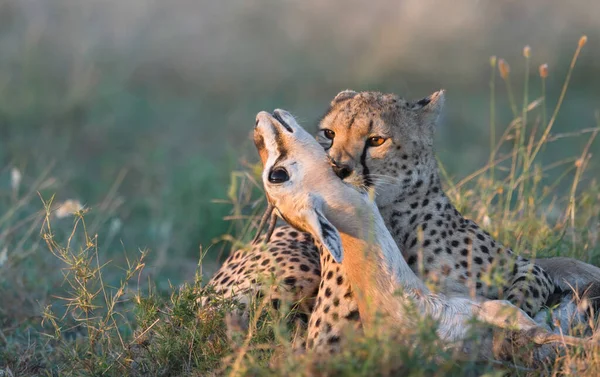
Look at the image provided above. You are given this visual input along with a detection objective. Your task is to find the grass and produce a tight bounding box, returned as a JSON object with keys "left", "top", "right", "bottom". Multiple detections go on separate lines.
{"left": 1, "top": 37, "right": 599, "bottom": 376}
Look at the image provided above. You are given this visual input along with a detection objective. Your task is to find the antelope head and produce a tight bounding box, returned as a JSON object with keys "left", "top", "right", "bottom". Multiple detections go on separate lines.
{"left": 253, "top": 109, "right": 359, "bottom": 263}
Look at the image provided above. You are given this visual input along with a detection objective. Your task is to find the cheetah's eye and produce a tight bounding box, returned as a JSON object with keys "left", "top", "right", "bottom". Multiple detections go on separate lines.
{"left": 322, "top": 129, "right": 335, "bottom": 140}
{"left": 367, "top": 136, "right": 386, "bottom": 147}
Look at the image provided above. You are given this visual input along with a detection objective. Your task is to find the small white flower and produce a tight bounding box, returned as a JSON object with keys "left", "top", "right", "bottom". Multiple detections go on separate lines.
{"left": 108, "top": 218, "right": 123, "bottom": 238}
{"left": 54, "top": 199, "right": 84, "bottom": 218}
{"left": 482, "top": 215, "right": 492, "bottom": 228}
{"left": 10, "top": 168, "right": 21, "bottom": 192}
{"left": 0, "top": 248, "right": 7, "bottom": 267}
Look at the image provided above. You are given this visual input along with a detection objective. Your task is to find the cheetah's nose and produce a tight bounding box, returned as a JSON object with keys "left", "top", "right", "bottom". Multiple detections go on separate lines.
{"left": 332, "top": 161, "right": 353, "bottom": 180}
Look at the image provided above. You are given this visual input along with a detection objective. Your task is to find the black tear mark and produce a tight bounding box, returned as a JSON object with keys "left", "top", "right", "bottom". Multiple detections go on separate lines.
{"left": 272, "top": 112, "right": 294, "bottom": 133}
{"left": 360, "top": 143, "right": 372, "bottom": 187}
{"left": 359, "top": 118, "right": 373, "bottom": 186}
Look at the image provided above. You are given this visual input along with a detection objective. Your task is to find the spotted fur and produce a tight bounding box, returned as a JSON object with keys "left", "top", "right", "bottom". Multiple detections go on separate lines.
{"left": 254, "top": 109, "right": 594, "bottom": 365}
{"left": 311, "top": 90, "right": 555, "bottom": 342}
{"left": 306, "top": 247, "right": 361, "bottom": 352}
{"left": 204, "top": 225, "right": 320, "bottom": 326}
{"left": 204, "top": 90, "right": 557, "bottom": 354}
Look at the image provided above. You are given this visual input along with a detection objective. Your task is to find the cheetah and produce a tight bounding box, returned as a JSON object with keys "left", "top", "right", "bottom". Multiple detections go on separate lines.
{"left": 302, "top": 89, "right": 563, "bottom": 351}
{"left": 254, "top": 108, "right": 593, "bottom": 363}
{"left": 204, "top": 89, "right": 595, "bottom": 353}
{"left": 204, "top": 225, "right": 320, "bottom": 327}
{"left": 310, "top": 89, "right": 554, "bottom": 317}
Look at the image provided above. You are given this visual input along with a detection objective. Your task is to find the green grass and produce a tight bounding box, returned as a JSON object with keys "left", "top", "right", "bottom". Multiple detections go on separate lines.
{"left": 1, "top": 27, "right": 600, "bottom": 377}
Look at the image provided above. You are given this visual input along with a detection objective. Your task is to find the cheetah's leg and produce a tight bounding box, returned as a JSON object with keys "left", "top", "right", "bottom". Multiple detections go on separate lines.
{"left": 504, "top": 258, "right": 554, "bottom": 317}
{"left": 202, "top": 225, "right": 322, "bottom": 337}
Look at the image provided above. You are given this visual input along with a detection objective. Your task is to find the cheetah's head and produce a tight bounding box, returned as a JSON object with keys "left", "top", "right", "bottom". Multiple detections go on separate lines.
{"left": 317, "top": 90, "right": 445, "bottom": 206}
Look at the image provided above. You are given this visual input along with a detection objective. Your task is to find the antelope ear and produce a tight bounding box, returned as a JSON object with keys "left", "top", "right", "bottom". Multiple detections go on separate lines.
{"left": 411, "top": 89, "right": 445, "bottom": 124}
{"left": 331, "top": 89, "right": 358, "bottom": 105}
{"left": 304, "top": 206, "right": 343, "bottom": 263}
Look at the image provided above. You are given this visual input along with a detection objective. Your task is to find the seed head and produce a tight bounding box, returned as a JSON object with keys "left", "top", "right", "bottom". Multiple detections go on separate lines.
{"left": 54, "top": 199, "right": 84, "bottom": 219}
{"left": 579, "top": 35, "right": 588, "bottom": 48}
{"left": 539, "top": 64, "right": 548, "bottom": 79}
{"left": 10, "top": 167, "right": 21, "bottom": 192}
{"left": 490, "top": 56, "right": 497, "bottom": 68}
{"left": 482, "top": 215, "right": 491, "bottom": 228}
{"left": 498, "top": 59, "right": 510, "bottom": 80}
{"left": 0, "top": 248, "right": 7, "bottom": 267}
{"left": 523, "top": 45, "right": 531, "bottom": 58}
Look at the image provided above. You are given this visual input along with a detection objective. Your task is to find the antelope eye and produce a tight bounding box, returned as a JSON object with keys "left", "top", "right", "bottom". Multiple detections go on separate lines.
{"left": 322, "top": 129, "right": 335, "bottom": 140}
{"left": 367, "top": 136, "right": 386, "bottom": 147}
{"left": 268, "top": 167, "right": 289, "bottom": 183}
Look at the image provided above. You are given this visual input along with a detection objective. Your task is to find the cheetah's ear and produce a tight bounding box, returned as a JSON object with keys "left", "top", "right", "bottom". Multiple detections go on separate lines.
{"left": 411, "top": 89, "right": 445, "bottom": 125}
{"left": 331, "top": 90, "right": 358, "bottom": 105}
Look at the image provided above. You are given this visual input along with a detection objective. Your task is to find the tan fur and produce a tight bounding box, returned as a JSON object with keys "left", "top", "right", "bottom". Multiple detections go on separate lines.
{"left": 202, "top": 89, "right": 599, "bottom": 354}
{"left": 254, "top": 110, "right": 596, "bottom": 363}
{"left": 202, "top": 225, "right": 320, "bottom": 330}
{"left": 317, "top": 89, "right": 555, "bottom": 314}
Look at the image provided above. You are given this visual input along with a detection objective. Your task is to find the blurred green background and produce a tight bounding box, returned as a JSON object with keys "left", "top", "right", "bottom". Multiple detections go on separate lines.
{"left": 0, "top": 0, "right": 598, "bottom": 290}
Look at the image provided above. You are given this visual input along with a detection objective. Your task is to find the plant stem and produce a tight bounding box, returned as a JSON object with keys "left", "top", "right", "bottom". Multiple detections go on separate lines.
{"left": 489, "top": 57, "right": 497, "bottom": 181}
{"left": 518, "top": 50, "right": 531, "bottom": 206}
{"left": 529, "top": 37, "right": 587, "bottom": 166}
